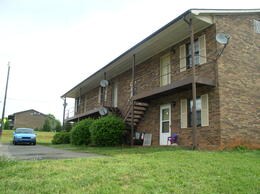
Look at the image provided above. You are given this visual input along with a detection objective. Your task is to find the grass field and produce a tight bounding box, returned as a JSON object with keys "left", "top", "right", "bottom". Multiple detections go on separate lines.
{"left": 0, "top": 129, "right": 55, "bottom": 144}
{"left": 0, "top": 142, "right": 259, "bottom": 193}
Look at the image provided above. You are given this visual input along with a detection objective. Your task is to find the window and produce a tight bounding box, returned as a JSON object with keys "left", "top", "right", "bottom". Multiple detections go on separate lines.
{"left": 186, "top": 39, "right": 200, "bottom": 69}
{"left": 75, "top": 97, "right": 80, "bottom": 113}
{"left": 161, "top": 108, "right": 170, "bottom": 133}
{"left": 160, "top": 54, "right": 171, "bottom": 86}
{"left": 254, "top": 19, "right": 260, "bottom": 34}
{"left": 180, "top": 94, "right": 209, "bottom": 128}
{"left": 188, "top": 97, "right": 201, "bottom": 127}
{"left": 179, "top": 34, "right": 206, "bottom": 72}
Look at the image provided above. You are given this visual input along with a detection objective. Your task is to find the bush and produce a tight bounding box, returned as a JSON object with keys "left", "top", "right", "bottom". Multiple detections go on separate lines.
{"left": 90, "top": 115, "right": 125, "bottom": 146}
{"left": 42, "top": 119, "right": 51, "bottom": 131}
{"left": 63, "top": 121, "right": 73, "bottom": 132}
{"left": 52, "top": 132, "right": 70, "bottom": 144}
{"left": 70, "top": 118, "right": 93, "bottom": 145}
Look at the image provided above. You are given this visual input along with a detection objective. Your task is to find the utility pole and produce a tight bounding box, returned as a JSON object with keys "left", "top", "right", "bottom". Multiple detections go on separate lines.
{"left": 0, "top": 62, "right": 11, "bottom": 137}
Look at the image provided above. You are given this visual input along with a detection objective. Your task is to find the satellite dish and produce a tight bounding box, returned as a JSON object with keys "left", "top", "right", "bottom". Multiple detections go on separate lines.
{"left": 216, "top": 33, "right": 230, "bottom": 45}
{"left": 99, "top": 107, "right": 108, "bottom": 116}
{"left": 100, "top": 80, "right": 109, "bottom": 87}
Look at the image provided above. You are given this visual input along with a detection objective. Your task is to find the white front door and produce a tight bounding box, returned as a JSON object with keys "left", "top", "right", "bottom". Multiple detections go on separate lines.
{"left": 160, "top": 104, "right": 171, "bottom": 145}
{"left": 112, "top": 82, "right": 118, "bottom": 107}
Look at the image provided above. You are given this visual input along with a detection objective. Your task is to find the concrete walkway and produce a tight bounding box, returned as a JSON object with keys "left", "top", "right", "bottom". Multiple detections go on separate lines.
{"left": 0, "top": 143, "right": 103, "bottom": 160}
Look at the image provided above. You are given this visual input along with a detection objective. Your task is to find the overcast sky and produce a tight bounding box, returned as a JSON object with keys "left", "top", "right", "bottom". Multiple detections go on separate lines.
{"left": 0, "top": 0, "right": 259, "bottom": 121}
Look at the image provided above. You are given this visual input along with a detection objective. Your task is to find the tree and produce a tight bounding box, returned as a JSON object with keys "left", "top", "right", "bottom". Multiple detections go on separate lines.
{"left": 41, "top": 114, "right": 62, "bottom": 132}
{"left": 42, "top": 119, "right": 51, "bottom": 131}
{"left": 0, "top": 118, "right": 10, "bottom": 130}
{"left": 4, "top": 118, "right": 9, "bottom": 130}
{"left": 54, "top": 120, "right": 62, "bottom": 132}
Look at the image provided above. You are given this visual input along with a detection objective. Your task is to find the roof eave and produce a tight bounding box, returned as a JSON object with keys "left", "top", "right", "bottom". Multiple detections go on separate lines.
{"left": 62, "top": 8, "right": 260, "bottom": 99}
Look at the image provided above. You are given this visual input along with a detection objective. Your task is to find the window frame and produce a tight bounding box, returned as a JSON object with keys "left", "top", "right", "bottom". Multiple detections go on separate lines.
{"left": 180, "top": 93, "right": 209, "bottom": 129}
{"left": 186, "top": 39, "right": 200, "bottom": 69}
{"left": 160, "top": 53, "right": 171, "bottom": 86}
{"left": 187, "top": 97, "right": 202, "bottom": 127}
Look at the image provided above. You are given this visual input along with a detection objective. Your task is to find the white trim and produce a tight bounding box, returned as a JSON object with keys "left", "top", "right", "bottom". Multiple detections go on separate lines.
{"left": 160, "top": 53, "right": 171, "bottom": 86}
{"left": 112, "top": 82, "right": 118, "bottom": 107}
{"left": 179, "top": 44, "right": 186, "bottom": 72}
{"left": 180, "top": 99, "right": 187, "bottom": 128}
{"left": 191, "top": 9, "right": 260, "bottom": 16}
{"left": 201, "top": 94, "right": 209, "bottom": 126}
{"left": 199, "top": 34, "right": 207, "bottom": 64}
{"left": 160, "top": 104, "right": 171, "bottom": 145}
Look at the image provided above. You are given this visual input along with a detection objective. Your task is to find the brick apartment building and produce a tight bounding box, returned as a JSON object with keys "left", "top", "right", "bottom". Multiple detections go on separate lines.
{"left": 62, "top": 9, "right": 260, "bottom": 149}
{"left": 8, "top": 109, "right": 48, "bottom": 130}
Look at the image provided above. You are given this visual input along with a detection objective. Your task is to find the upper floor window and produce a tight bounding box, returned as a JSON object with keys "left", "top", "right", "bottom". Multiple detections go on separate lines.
{"left": 186, "top": 39, "right": 200, "bottom": 68}
{"left": 254, "top": 19, "right": 260, "bottom": 34}
{"left": 180, "top": 34, "right": 206, "bottom": 72}
{"left": 75, "top": 97, "right": 80, "bottom": 113}
{"left": 160, "top": 53, "right": 171, "bottom": 86}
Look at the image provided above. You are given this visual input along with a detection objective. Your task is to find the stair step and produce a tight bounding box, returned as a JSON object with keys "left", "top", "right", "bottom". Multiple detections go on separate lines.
{"left": 127, "top": 114, "right": 142, "bottom": 119}
{"left": 133, "top": 110, "right": 145, "bottom": 115}
{"left": 134, "top": 106, "right": 147, "bottom": 111}
{"left": 125, "top": 121, "right": 138, "bottom": 126}
{"left": 134, "top": 102, "right": 149, "bottom": 107}
{"left": 125, "top": 118, "right": 139, "bottom": 123}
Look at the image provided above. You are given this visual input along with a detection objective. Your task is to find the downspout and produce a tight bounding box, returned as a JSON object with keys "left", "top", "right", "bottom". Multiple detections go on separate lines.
{"left": 184, "top": 14, "right": 197, "bottom": 149}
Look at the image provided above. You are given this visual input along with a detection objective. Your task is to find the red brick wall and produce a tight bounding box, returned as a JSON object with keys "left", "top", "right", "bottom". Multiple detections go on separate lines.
{"left": 74, "top": 15, "right": 260, "bottom": 149}
{"left": 215, "top": 14, "right": 260, "bottom": 149}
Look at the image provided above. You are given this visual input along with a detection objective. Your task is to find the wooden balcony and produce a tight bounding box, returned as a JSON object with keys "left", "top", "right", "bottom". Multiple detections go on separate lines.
{"left": 133, "top": 75, "right": 215, "bottom": 101}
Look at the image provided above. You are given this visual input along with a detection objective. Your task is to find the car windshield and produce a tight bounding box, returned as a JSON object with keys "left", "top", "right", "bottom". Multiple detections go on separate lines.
{"left": 15, "top": 128, "right": 34, "bottom": 134}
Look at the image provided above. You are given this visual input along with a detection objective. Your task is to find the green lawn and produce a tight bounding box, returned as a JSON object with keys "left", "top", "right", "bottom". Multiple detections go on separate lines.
{"left": 0, "top": 144, "right": 259, "bottom": 194}
{"left": 0, "top": 129, "right": 55, "bottom": 144}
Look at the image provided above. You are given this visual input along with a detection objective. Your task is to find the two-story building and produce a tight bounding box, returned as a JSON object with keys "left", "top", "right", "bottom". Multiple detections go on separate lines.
{"left": 62, "top": 9, "right": 260, "bottom": 149}
{"left": 8, "top": 109, "right": 48, "bottom": 130}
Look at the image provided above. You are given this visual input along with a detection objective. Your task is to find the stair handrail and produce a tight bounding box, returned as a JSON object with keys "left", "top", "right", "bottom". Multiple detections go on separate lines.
{"left": 122, "top": 97, "right": 134, "bottom": 121}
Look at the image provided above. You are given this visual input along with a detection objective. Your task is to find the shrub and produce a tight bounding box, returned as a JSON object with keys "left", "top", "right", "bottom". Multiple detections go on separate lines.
{"left": 63, "top": 121, "right": 73, "bottom": 132}
{"left": 90, "top": 115, "right": 125, "bottom": 146}
{"left": 42, "top": 119, "right": 51, "bottom": 131}
{"left": 70, "top": 118, "right": 93, "bottom": 145}
{"left": 52, "top": 132, "right": 70, "bottom": 144}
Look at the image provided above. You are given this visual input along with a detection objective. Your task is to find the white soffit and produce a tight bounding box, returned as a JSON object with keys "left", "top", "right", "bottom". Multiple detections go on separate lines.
{"left": 63, "top": 10, "right": 216, "bottom": 98}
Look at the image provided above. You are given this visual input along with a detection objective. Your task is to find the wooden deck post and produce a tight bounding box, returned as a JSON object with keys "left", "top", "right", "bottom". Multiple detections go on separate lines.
{"left": 131, "top": 54, "right": 136, "bottom": 146}
{"left": 184, "top": 15, "right": 197, "bottom": 149}
{"left": 189, "top": 18, "right": 197, "bottom": 150}
{"left": 62, "top": 97, "right": 67, "bottom": 130}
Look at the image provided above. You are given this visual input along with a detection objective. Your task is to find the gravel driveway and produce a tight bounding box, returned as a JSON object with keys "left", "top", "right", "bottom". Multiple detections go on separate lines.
{"left": 0, "top": 143, "right": 103, "bottom": 160}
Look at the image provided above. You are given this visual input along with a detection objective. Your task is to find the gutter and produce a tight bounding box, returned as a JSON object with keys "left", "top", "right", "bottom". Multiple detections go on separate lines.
{"left": 61, "top": 9, "right": 193, "bottom": 98}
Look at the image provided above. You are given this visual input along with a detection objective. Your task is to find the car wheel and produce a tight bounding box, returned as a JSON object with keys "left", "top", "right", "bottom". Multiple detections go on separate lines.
{"left": 13, "top": 141, "right": 17, "bottom": 145}
{"left": 33, "top": 142, "right": 36, "bottom": 145}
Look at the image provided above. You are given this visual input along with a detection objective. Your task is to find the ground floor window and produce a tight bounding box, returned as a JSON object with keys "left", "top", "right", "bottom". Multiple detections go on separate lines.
{"left": 181, "top": 94, "right": 208, "bottom": 128}
{"left": 188, "top": 97, "right": 201, "bottom": 127}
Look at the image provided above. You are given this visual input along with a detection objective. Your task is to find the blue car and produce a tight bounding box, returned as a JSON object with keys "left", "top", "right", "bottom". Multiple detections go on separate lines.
{"left": 13, "top": 128, "right": 37, "bottom": 145}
